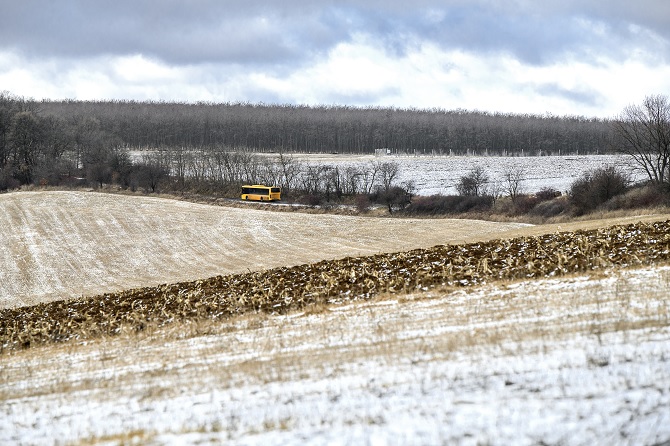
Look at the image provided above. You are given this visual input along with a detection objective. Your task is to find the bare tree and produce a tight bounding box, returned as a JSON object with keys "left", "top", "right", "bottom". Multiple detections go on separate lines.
{"left": 341, "top": 165, "right": 364, "bottom": 195}
{"left": 259, "top": 157, "right": 281, "bottom": 187}
{"left": 456, "top": 166, "right": 489, "bottom": 196}
{"left": 169, "top": 147, "right": 189, "bottom": 190}
{"left": 8, "top": 111, "right": 43, "bottom": 183}
{"left": 362, "top": 161, "right": 384, "bottom": 194}
{"left": 134, "top": 151, "right": 169, "bottom": 192}
{"left": 300, "top": 164, "right": 331, "bottom": 195}
{"left": 376, "top": 161, "right": 400, "bottom": 192}
{"left": 503, "top": 166, "right": 525, "bottom": 203}
{"left": 276, "top": 152, "right": 302, "bottom": 192}
{"left": 612, "top": 94, "right": 670, "bottom": 185}
{"left": 401, "top": 179, "right": 417, "bottom": 203}
{"left": 376, "top": 186, "right": 411, "bottom": 214}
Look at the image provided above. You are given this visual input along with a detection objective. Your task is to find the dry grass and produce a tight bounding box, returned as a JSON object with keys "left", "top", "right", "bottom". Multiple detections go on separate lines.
{"left": 73, "top": 430, "right": 156, "bottom": 446}
{"left": 2, "top": 264, "right": 667, "bottom": 400}
{"left": 1, "top": 190, "right": 537, "bottom": 309}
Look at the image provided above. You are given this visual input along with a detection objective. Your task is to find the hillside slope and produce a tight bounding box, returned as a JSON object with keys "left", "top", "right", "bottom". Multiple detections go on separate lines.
{"left": 2, "top": 191, "right": 532, "bottom": 308}
{"left": 3, "top": 191, "right": 669, "bottom": 310}
{"left": 2, "top": 192, "right": 670, "bottom": 444}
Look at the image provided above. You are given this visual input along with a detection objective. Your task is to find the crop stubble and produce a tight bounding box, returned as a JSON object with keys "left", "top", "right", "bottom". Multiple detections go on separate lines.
{"left": 1, "top": 219, "right": 669, "bottom": 351}
{"left": 1, "top": 191, "right": 533, "bottom": 308}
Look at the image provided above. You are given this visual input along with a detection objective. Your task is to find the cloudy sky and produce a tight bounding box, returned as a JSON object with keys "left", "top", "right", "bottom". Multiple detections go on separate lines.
{"left": 1, "top": 0, "right": 669, "bottom": 117}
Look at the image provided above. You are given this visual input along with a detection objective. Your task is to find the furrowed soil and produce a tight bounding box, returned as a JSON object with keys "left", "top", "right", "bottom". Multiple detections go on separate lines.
{"left": 2, "top": 190, "right": 667, "bottom": 310}
{"left": 1, "top": 190, "right": 533, "bottom": 309}
{"left": 2, "top": 216, "right": 670, "bottom": 350}
{"left": 2, "top": 190, "right": 670, "bottom": 445}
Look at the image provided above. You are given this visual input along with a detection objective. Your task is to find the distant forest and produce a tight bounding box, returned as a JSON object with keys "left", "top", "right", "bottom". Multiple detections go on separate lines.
{"left": 34, "top": 98, "right": 611, "bottom": 155}
{"left": 1, "top": 92, "right": 613, "bottom": 191}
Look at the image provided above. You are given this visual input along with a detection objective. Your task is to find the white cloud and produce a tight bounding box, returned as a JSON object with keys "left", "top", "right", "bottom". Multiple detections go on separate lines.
{"left": 112, "top": 55, "right": 182, "bottom": 84}
{"left": 0, "top": 51, "right": 220, "bottom": 102}
{"left": 278, "top": 35, "right": 404, "bottom": 103}
{"left": 239, "top": 36, "right": 670, "bottom": 117}
{"left": 2, "top": 31, "right": 670, "bottom": 118}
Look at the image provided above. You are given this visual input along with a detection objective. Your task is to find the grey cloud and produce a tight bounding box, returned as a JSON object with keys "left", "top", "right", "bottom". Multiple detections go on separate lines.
{"left": 535, "top": 83, "right": 605, "bottom": 109}
{"left": 1, "top": 0, "right": 668, "bottom": 68}
{"left": 0, "top": 1, "right": 348, "bottom": 66}
{"left": 333, "top": 2, "right": 670, "bottom": 64}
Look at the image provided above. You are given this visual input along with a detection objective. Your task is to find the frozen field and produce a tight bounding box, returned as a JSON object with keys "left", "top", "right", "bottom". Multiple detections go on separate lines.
{"left": 297, "top": 153, "right": 643, "bottom": 195}
{"left": 0, "top": 191, "right": 534, "bottom": 308}
{"left": 2, "top": 191, "right": 669, "bottom": 445}
{"left": 2, "top": 191, "right": 665, "bottom": 309}
{"left": 1, "top": 266, "right": 669, "bottom": 445}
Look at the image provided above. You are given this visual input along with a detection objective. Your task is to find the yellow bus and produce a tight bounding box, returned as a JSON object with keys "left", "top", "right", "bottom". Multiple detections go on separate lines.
{"left": 241, "top": 185, "right": 281, "bottom": 201}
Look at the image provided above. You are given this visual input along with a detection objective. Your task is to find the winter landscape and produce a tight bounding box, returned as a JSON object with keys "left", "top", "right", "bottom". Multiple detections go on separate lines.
{"left": 1, "top": 190, "right": 669, "bottom": 445}
{"left": 2, "top": 1, "right": 670, "bottom": 443}
{"left": 296, "top": 153, "right": 644, "bottom": 196}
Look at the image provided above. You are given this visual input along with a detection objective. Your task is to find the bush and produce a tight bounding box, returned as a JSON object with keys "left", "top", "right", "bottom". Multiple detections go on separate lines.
{"left": 301, "top": 194, "right": 323, "bottom": 206}
{"left": 603, "top": 183, "right": 670, "bottom": 210}
{"left": 529, "top": 197, "right": 570, "bottom": 218}
{"left": 569, "top": 166, "right": 630, "bottom": 215}
{"left": 536, "top": 188, "right": 562, "bottom": 201}
{"left": 354, "top": 194, "right": 371, "bottom": 213}
{"left": 456, "top": 166, "right": 489, "bottom": 196}
{"left": 370, "top": 186, "right": 412, "bottom": 214}
{"left": 403, "top": 194, "right": 494, "bottom": 215}
{"left": 512, "top": 194, "right": 541, "bottom": 215}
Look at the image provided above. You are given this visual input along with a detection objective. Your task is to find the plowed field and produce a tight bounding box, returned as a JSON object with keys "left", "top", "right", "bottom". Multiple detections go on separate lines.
{"left": 2, "top": 190, "right": 670, "bottom": 351}
{"left": 2, "top": 190, "right": 536, "bottom": 309}
{"left": 2, "top": 191, "right": 670, "bottom": 445}
{"left": 3, "top": 191, "right": 667, "bottom": 310}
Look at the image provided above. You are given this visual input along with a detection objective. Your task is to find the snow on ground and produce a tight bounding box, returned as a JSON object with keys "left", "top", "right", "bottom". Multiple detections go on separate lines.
{"left": 2, "top": 266, "right": 669, "bottom": 445}
{"left": 294, "top": 154, "right": 644, "bottom": 196}
{"left": 0, "top": 191, "right": 532, "bottom": 309}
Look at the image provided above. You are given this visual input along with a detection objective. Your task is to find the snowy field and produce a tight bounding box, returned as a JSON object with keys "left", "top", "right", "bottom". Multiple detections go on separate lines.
{"left": 296, "top": 153, "right": 643, "bottom": 195}
{"left": 2, "top": 266, "right": 669, "bottom": 445}
{"left": 0, "top": 191, "right": 532, "bottom": 308}
{"left": 2, "top": 191, "right": 669, "bottom": 445}
{"left": 131, "top": 151, "right": 644, "bottom": 196}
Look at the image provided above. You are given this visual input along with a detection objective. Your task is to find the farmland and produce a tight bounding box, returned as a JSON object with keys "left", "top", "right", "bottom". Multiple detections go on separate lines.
{"left": 0, "top": 191, "right": 534, "bottom": 309}
{"left": 1, "top": 191, "right": 670, "bottom": 445}
{"left": 294, "top": 153, "right": 643, "bottom": 195}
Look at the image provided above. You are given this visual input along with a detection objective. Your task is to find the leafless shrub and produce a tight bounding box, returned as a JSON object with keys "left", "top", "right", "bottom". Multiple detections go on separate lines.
{"left": 569, "top": 166, "right": 630, "bottom": 215}
{"left": 503, "top": 166, "right": 525, "bottom": 203}
{"left": 536, "top": 188, "right": 562, "bottom": 201}
{"left": 403, "top": 195, "right": 494, "bottom": 215}
{"left": 456, "top": 166, "right": 489, "bottom": 197}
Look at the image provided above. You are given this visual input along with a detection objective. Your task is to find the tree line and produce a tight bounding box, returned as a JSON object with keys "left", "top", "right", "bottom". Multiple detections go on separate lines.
{"left": 2, "top": 91, "right": 668, "bottom": 204}
{"left": 0, "top": 90, "right": 413, "bottom": 204}
{"left": 32, "top": 96, "right": 610, "bottom": 155}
